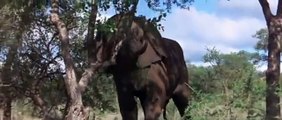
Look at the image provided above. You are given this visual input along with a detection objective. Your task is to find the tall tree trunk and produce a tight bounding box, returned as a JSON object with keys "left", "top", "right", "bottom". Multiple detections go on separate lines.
{"left": 50, "top": 0, "right": 87, "bottom": 120}
{"left": 50, "top": 0, "right": 99, "bottom": 119}
{"left": 1, "top": 45, "right": 19, "bottom": 120}
{"left": 86, "top": 0, "right": 98, "bottom": 64}
{"left": 0, "top": 2, "right": 33, "bottom": 119}
{"left": 78, "top": 0, "right": 99, "bottom": 93}
{"left": 258, "top": 0, "right": 282, "bottom": 119}
{"left": 2, "top": 99, "right": 11, "bottom": 120}
{"left": 266, "top": 18, "right": 282, "bottom": 120}
{"left": 29, "top": 82, "right": 48, "bottom": 118}
{"left": 0, "top": 71, "right": 2, "bottom": 120}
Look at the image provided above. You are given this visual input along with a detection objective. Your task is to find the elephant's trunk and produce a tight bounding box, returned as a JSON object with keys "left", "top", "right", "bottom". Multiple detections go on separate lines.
{"left": 94, "top": 55, "right": 117, "bottom": 73}
{"left": 91, "top": 62, "right": 113, "bottom": 73}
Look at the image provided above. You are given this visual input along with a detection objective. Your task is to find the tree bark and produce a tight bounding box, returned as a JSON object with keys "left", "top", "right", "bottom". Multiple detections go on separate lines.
{"left": 29, "top": 82, "right": 48, "bottom": 118}
{"left": 0, "top": 38, "right": 21, "bottom": 120}
{"left": 265, "top": 18, "right": 282, "bottom": 120}
{"left": 50, "top": 0, "right": 100, "bottom": 119}
{"left": 2, "top": 99, "right": 11, "bottom": 120}
{"left": 86, "top": 0, "right": 98, "bottom": 64}
{"left": 50, "top": 0, "right": 88, "bottom": 120}
{"left": 30, "top": 94, "right": 47, "bottom": 115}
{"left": 78, "top": 0, "right": 99, "bottom": 93}
{"left": 259, "top": 0, "right": 281, "bottom": 119}
{"left": 0, "top": 2, "right": 33, "bottom": 119}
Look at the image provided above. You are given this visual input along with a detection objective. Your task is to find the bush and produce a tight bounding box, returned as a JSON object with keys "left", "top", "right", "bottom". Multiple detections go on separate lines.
{"left": 184, "top": 78, "right": 266, "bottom": 120}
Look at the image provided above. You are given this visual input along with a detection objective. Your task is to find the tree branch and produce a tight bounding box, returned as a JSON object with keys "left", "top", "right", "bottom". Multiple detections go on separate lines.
{"left": 78, "top": 60, "right": 116, "bottom": 93}
{"left": 258, "top": 0, "right": 273, "bottom": 23}
{"left": 86, "top": 0, "right": 98, "bottom": 64}
{"left": 131, "top": 0, "right": 139, "bottom": 13}
{"left": 78, "top": 63, "right": 100, "bottom": 93}
{"left": 51, "top": 1, "right": 92, "bottom": 119}
{"left": 78, "top": 0, "right": 100, "bottom": 93}
{"left": 50, "top": 0, "right": 80, "bottom": 102}
{"left": 277, "top": 0, "right": 282, "bottom": 16}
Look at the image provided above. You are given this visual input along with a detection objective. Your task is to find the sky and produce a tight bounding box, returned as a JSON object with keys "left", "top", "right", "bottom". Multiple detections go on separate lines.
{"left": 159, "top": 0, "right": 268, "bottom": 64}
{"left": 140, "top": 0, "right": 279, "bottom": 71}
{"left": 101, "top": 0, "right": 279, "bottom": 71}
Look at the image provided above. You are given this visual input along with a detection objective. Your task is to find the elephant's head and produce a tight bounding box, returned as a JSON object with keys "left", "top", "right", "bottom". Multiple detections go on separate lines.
{"left": 94, "top": 12, "right": 167, "bottom": 71}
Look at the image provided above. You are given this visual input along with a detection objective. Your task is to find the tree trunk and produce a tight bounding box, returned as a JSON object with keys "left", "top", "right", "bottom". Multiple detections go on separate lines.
{"left": 50, "top": 0, "right": 100, "bottom": 119}
{"left": 78, "top": 0, "right": 99, "bottom": 93}
{"left": 1, "top": 43, "right": 20, "bottom": 120}
{"left": 76, "top": 2, "right": 99, "bottom": 117}
{"left": 30, "top": 93, "right": 48, "bottom": 117}
{"left": 2, "top": 99, "right": 11, "bottom": 120}
{"left": 50, "top": 0, "right": 87, "bottom": 120}
{"left": 86, "top": 0, "right": 98, "bottom": 64}
{"left": 258, "top": 0, "right": 282, "bottom": 119}
{"left": 0, "top": 2, "right": 32, "bottom": 120}
{"left": 265, "top": 18, "right": 282, "bottom": 120}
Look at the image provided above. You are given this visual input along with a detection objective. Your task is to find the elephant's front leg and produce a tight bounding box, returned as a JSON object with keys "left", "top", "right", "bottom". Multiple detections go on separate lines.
{"left": 116, "top": 85, "right": 138, "bottom": 120}
{"left": 140, "top": 93, "right": 164, "bottom": 120}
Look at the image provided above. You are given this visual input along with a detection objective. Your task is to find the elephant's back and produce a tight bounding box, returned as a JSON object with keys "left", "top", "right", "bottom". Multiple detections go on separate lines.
{"left": 161, "top": 38, "right": 188, "bottom": 91}
{"left": 162, "top": 38, "right": 186, "bottom": 69}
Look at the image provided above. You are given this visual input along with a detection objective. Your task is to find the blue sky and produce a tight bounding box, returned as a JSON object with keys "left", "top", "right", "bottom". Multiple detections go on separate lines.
{"left": 102, "top": 0, "right": 279, "bottom": 71}
{"left": 137, "top": 0, "right": 280, "bottom": 71}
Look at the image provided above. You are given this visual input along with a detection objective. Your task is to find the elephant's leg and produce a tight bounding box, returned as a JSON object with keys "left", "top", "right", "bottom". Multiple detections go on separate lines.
{"left": 116, "top": 86, "right": 138, "bottom": 120}
{"left": 172, "top": 83, "right": 190, "bottom": 118}
{"left": 140, "top": 96, "right": 163, "bottom": 120}
{"left": 141, "top": 62, "right": 171, "bottom": 120}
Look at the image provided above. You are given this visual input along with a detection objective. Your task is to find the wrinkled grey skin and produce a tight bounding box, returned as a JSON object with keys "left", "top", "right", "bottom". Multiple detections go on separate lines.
{"left": 94, "top": 12, "right": 190, "bottom": 120}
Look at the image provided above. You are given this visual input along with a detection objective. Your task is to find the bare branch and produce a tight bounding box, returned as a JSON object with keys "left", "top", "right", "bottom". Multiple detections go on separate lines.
{"left": 277, "top": 0, "right": 282, "bottom": 16}
{"left": 0, "top": 84, "right": 11, "bottom": 87}
{"left": 78, "top": 0, "right": 100, "bottom": 93}
{"left": 78, "top": 68, "right": 95, "bottom": 93}
{"left": 131, "top": 0, "right": 139, "bottom": 13}
{"left": 78, "top": 59, "right": 116, "bottom": 93}
{"left": 78, "top": 62, "right": 101, "bottom": 93}
{"left": 51, "top": 0, "right": 79, "bottom": 100}
{"left": 258, "top": 0, "right": 273, "bottom": 23}
{"left": 50, "top": 1, "right": 91, "bottom": 119}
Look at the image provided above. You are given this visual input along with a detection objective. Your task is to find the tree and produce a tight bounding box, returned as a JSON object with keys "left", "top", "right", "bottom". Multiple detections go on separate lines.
{"left": 253, "top": 28, "right": 270, "bottom": 67}
{"left": 0, "top": 0, "right": 195, "bottom": 119}
{"left": 202, "top": 48, "right": 259, "bottom": 94}
{"left": 254, "top": 28, "right": 268, "bottom": 52}
{"left": 1, "top": 39, "right": 20, "bottom": 120}
{"left": 50, "top": 0, "right": 195, "bottom": 119}
{"left": 0, "top": 2, "right": 35, "bottom": 119}
{"left": 258, "top": 0, "right": 282, "bottom": 119}
{"left": 188, "top": 48, "right": 263, "bottom": 119}
{"left": 50, "top": 0, "right": 97, "bottom": 119}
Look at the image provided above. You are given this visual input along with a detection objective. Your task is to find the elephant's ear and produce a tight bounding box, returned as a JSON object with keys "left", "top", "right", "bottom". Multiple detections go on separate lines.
{"left": 142, "top": 21, "right": 167, "bottom": 59}
{"left": 136, "top": 41, "right": 162, "bottom": 68}
{"left": 146, "top": 32, "right": 167, "bottom": 59}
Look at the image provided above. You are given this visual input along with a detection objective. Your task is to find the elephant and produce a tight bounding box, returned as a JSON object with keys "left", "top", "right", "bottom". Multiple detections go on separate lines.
{"left": 93, "top": 12, "right": 191, "bottom": 120}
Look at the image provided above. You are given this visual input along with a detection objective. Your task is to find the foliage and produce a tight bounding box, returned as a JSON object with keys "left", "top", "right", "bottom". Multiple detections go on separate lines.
{"left": 253, "top": 28, "right": 268, "bottom": 52}
{"left": 253, "top": 28, "right": 269, "bottom": 63}
{"left": 83, "top": 74, "right": 117, "bottom": 113}
{"left": 0, "top": 0, "right": 119, "bottom": 118}
{"left": 145, "top": 0, "right": 194, "bottom": 12}
{"left": 96, "top": 19, "right": 117, "bottom": 38}
{"left": 181, "top": 48, "right": 266, "bottom": 120}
